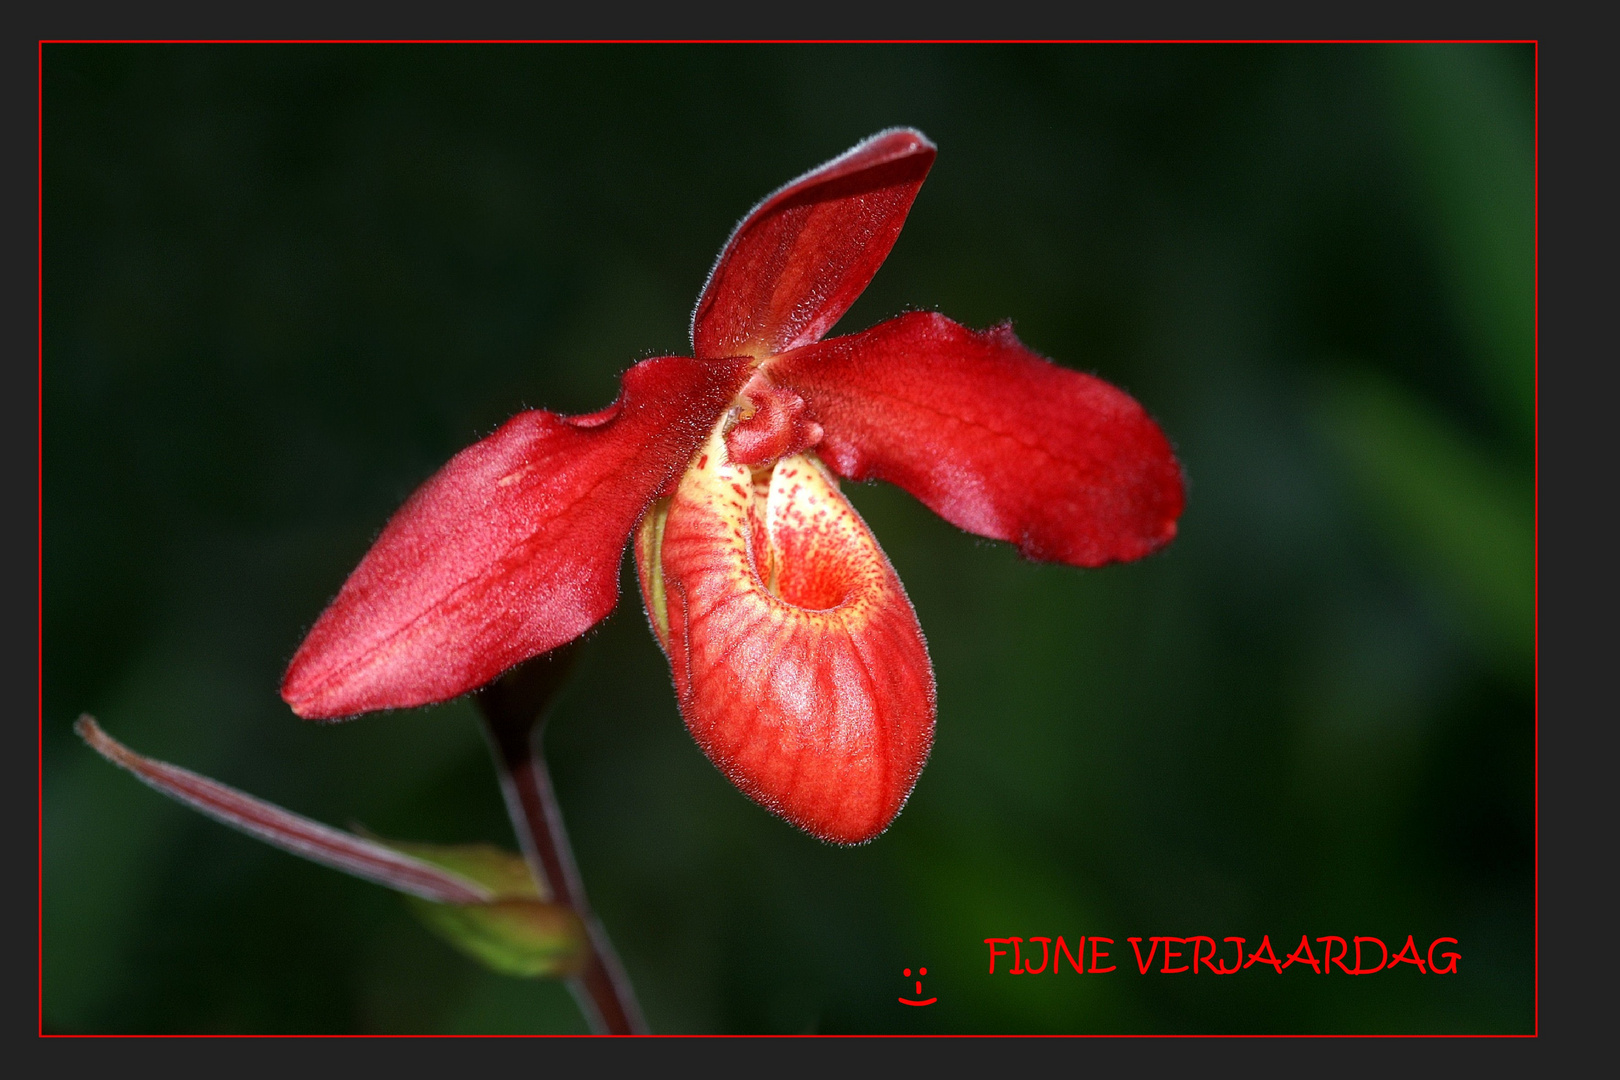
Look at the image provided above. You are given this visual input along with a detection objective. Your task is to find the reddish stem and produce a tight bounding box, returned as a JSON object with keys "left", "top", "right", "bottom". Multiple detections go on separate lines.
{"left": 475, "top": 644, "right": 646, "bottom": 1035}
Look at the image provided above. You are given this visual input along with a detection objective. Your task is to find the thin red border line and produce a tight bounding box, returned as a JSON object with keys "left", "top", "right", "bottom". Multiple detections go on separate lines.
{"left": 28, "top": 38, "right": 1542, "bottom": 1042}
{"left": 37, "top": 38, "right": 1542, "bottom": 45}
{"left": 31, "top": 38, "right": 1535, "bottom": 1042}
{"left": 36, "top": 36, "right": 46, "bottom": 1041}
{"left": 1531, "top": 39, "right": 1540, "bottom": 1042}
{"left": 31, "top": 40, "right": 1535, "bottom": 1036}
{"left": 34, "top": 1036, "right": 1529, "bottom": 1042}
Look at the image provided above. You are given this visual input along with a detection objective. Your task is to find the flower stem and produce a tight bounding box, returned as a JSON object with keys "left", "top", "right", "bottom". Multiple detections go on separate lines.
{"left": 475, "top": 644, "right": 647, "bottom": 1035}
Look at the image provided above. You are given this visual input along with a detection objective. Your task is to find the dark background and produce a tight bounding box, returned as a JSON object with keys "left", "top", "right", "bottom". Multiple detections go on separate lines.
{"left": 42, "top": 43, "right": 1534, "bottom": 1034}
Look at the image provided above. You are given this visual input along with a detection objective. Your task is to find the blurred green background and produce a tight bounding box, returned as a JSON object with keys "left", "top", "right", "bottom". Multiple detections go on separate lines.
{"left": 42, "top": 43, "right": 1534, "bottom": 1034}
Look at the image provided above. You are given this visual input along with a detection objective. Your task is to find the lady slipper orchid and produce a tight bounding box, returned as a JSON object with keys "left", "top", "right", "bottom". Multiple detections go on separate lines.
{"left": 281, "top": 129, "right": 1184, "bottom": 845}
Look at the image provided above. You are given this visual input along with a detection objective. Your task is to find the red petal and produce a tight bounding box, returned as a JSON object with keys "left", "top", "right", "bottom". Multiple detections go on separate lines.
{"left": 642, "top": 425, "right": 935, "bottom": 845}
{"left": 768, "top": 312, "right": 1185, "bottom": 567}
{"left": 282, "top": 356, "right": 750, "bottom": 719}
{"left": 690, "top": 128, "right": 936, "bottom": 361}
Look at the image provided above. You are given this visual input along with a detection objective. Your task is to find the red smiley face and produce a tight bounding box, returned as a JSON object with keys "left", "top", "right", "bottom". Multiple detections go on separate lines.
{"left": 899, "top": 966, "right": 937, "bottom": 1006}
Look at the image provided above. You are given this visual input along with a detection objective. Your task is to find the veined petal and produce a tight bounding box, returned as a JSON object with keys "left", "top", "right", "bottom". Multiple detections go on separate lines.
{"left": 691, "top": 128, "right": 936, "bottom": 361}
{"left": 637, "top": 426, "right": 935, "bottom": 845}
{"left": 768, "top": 312, "right": 1186, "bottom": 567}
{"left": 283, "top": 356, "right": 750, "bottom": 720}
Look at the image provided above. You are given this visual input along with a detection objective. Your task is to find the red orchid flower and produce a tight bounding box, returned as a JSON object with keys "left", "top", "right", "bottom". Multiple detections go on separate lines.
{"left": 281, "top": 129, "right": 1184, "bottom": 846}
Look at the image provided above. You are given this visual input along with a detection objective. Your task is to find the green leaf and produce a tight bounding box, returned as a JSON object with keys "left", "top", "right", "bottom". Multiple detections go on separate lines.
{"left": 76, "top": 718, "right": 494, "bottom": 905}
{"left": 405, "top": 895, "right": 588, "bottom": 978}
{"left": 370, "top": 837, "right": 588, "bottom": 978}
{"left": 76, "top": 720, "right": 588, "bottom": 977}
{"left": 372, "top": 838, "right": 546, "bottom": 901}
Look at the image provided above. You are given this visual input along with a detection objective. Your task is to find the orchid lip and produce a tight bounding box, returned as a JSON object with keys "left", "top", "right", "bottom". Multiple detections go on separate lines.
{"left": 634, "top": 415, "right": 936, "bottom": 845}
